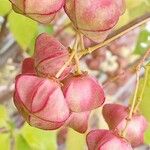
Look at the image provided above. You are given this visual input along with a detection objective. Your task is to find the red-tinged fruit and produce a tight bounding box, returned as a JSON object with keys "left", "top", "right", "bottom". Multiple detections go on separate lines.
{"left": 87, "top": 129, "right": 133, "bottom": 150}
{"left": 103, "top": 104, "right": 148, "bottom": 147}
{"left": 62, "top": 73, "right": 105, "bottom": 112}
{"left": 34, "top": 33, "right": 73, "bottom": 80}
{"left": 22, "top": 58, "right": 36, "bottom": 74}
{"left": 10, "top": 0, "right": 65, "bottom": 23}
{"left": 65, "top": 111, "right": 90, "bottom": 133}
{"left": 14, "top": 74, "right": 70, "bottom": 130}
{"left": 65, "top": 0, "right": 125, "bottom": 42}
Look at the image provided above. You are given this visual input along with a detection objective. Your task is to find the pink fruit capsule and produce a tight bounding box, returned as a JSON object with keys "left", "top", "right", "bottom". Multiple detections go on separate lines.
{"left": 87, "top": 129, "right": 133, "bottom": 150}
{"left": 65, "top": 111, "right": 90, "bottom": 133}
{"left": 22, "top": 58, "right": 36, "bottom": 74}
{"left": 103, "top": 104, "right": 148, "bottom": 147}
{"left": 10, "top": 0, "right": 65, "bottom": 23}
{"left": 34, "top": 33, "right": 73, "bottom": 80}
{"left": 65, "top": 0, "right": 125, "bottom": 42}
{"left": 14, "top": 74, "right": 70, "bottom": 130}
{"left": 62, "top": 73, "right": 105, "bottom": 112}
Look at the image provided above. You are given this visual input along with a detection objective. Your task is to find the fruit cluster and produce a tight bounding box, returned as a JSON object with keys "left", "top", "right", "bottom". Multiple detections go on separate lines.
{"left": 14, "top": 33, "right": 105, "bottom": 133}
{"left": 10, "top": 0, "right": 125, "bottom": 42}
{"left": 10, "top": 0, "right": 149, "bottom": 149}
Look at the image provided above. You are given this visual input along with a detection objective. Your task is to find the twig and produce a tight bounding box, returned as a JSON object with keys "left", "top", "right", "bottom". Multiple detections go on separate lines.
{"left": 133, "top": 65, "right": 150, "bottom": 112}
{"left": 55, "top": 48, "right": 76, "bottom": 78}
{"left": 78, "top": 13, "right": 150, "bottom": 58}
{"left": 121, "top": 48, "right": 150, "bottom": 137}
{"left": 73, "top": 34, "right": 82, "bottom": 74}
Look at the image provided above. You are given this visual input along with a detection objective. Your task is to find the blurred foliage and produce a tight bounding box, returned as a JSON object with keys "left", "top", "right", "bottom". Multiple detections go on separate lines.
{"left": 0, "top": 105, "right": 57, "bottom": 150}
{"left": 0, "top": 0, "right": 11, "bottom": 16}
{"left": 1, "top": 0, "right": 53, "bottom": 54}
{"left": 135, "top": 64, "right": 150, "bottom": 144}
{"left": 20, "top": 124, "right": 57, "bottom": 150}
{"left": 0, "top": 133, "right": 10, "bottom": 149}
{"left": 0, "top": 105, "right": 10, "bottom": 128}
{"left": 126, "top": 0, "right": 150, "bottom": 19}
{"left": 145, "top": 128, "right": 150, "bottom": 144}
{"left": 8, "top": 11, "right": 38, "bottom": 50}
{"left": 66, "top": 129, "right": 86, "bottom": 150}
{"left": 138, "top": 64, "right": 150, "bottom": 122}
{"left": 134, "top": 27, "right": 150, "bottom": 54}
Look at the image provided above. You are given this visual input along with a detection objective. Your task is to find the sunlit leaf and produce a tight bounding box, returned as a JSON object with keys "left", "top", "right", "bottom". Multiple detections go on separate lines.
{"left": 0, "top": 0, "right": 11, "bottom": 16}
{"left": 8, "top": 11, "right": 38, "bottom": 50}
{"left": 21, "top": 123, "right": 57, "bottom": 150}
{"left": 144, "top": 128, "right": 150, "bottom": 144}
{"left": 0, "top": 133, "right": 10, "bottom": 150}
{"left": 138, "top": 65, "right": 150, "bottom": 122}
{"left": 15, "top": 134, "right": 31, "bottom": 150}
{"left": 127, "top": 1, "right": 150, "bottom": 19}
{"left": 66, "top": 128, "right": 86, "bottom": 150}
{"left": 0, "top": 105, "right": 9, "bottom": 127}
{"left": 38, "top": 25, "right": 53, "bottom": 35}
{"left": 126, "top": 0, "right": 146, "bottom": 9}
{"left": 134, "top": 28, "right": 150, "bottom": 55}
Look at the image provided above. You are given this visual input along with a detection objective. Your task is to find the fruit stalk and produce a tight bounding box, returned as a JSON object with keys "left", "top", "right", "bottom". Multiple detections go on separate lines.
{"left": 122, "top": 48, "right": 150, "bottom": 137}
{"left": 73, "top": 33, "right": 82, "bottom": 74}
{"left": 56, "top": 49, "right": 76, "bottom": 78}
{"left": 133, "top": 66, "right": 150, "bottom": 113}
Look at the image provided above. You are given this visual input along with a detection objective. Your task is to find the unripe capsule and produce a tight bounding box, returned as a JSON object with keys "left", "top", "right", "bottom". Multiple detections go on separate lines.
{"left": 87, "top": 130, "right": 133, "bottom": 150}
{"left": 62, "top": 73, "right": 105, "bottom": 112}
{"left": 10, "top": 0, "right": 65, "bottom": 23}
{"left": 103, "top": 104, "right": 148, "bottom": 147}
{"left": 65, "top": 0, "right": 125, "bottom": 42}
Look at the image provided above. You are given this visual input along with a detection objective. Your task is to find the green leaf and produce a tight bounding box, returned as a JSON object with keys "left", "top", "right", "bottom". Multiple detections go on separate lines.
{"left": 127, "top": 1, "right": 150, "bottom": 20}
{"left": 0, "top": 133, "right": 10, "bottom": 150}
{"left": 126, "top": 0, "right": 146, "bottom": 9}
{"left": 66, "top": 128, "right": 86, "bottom": 150}
{"left": 38, "top": 25, "right": 54, "bottom": 35}
{"left": 26, "top": 35, "right": 37, "bottom": 56}
{"left": 144, "top": 128, "right": 150, "bottom": 144}
{"left": 0, "top": 0, "right": 11, "bottom": 16}
{"left": 8, "top": 11, "right": 38, "bottom": 50}
{"left": 134, "top": 28, "right": 150, "bottom": 55}
{"left": 138, "top": 65, "right": 150, "bottom": 122}
{"left": 21, "top": 123, "right": 57, "bottom": 150}
{"left": 15, "top": 134, "right": 31, "bottom": 150}
{"left": 0, "top": 105, "right": 9, "bottom": 127}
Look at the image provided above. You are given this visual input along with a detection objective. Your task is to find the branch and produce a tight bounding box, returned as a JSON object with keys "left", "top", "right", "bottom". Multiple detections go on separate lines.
{"left": 78, "top": 13, "right": 150, "bottom": 58}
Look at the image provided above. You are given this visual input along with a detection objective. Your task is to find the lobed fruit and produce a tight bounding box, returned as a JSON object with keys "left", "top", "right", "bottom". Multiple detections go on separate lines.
{"left": 34, "top": 33, "right": 73, "bottom": 80}
{"left": 65, "top": 0, "right": 125, "bottom": 42}
{"left": 87, "top": 129, "right": 133, "bottom": 150}
{"left": 62, "top": 73, "right": 105, "bottom": 112}
{"left": 65, "top": 111, "right": 90, "bottom": 133}
{"left": 103, "top": 104, "right": 148, "bottom": 147}
{"left": 14, "top": 45, "right": 105, "bottom": 133}
{"left": 14, "top": 74, "right": 70, "bottom": 130}
{"left": 10, "top": 0, "right": 65, "bottom": 23}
